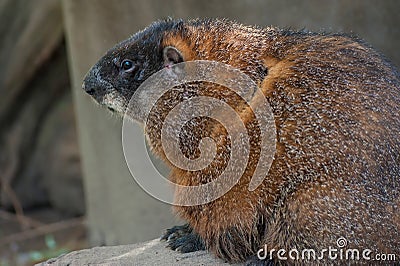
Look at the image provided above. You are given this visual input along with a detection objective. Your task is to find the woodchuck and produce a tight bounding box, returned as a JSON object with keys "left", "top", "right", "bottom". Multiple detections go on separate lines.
{"left": 82, "top": 18, "right": 400, "bottom": 265}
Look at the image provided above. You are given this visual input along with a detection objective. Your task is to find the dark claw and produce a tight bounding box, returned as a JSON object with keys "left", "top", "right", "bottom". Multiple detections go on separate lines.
{"left": 161, "top": 223, "right": 206, "bottom": 253}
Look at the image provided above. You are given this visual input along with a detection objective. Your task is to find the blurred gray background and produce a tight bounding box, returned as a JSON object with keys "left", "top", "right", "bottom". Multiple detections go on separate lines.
{"left": 0, "top": 0, "right": 399, "bottom": 264}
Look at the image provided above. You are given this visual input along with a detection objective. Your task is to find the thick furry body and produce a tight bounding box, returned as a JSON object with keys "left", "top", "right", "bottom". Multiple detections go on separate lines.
{"left": 83, "top": 19, "right": 400, "bottom": 264}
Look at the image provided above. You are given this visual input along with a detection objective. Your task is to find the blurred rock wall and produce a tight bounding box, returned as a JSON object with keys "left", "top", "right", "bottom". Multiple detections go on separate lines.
{"left": 0, "top": 0, "right": 84, "bottom": 216}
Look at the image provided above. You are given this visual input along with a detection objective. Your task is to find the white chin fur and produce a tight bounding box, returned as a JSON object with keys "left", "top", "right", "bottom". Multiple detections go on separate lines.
{"left": 102, "top": 93, "right": 126, "bottom": 115}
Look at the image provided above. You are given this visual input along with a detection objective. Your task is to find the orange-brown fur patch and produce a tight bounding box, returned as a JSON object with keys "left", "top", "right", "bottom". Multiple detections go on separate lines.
{"left": 145, "top": 19, "right": 400, "bottom": 264}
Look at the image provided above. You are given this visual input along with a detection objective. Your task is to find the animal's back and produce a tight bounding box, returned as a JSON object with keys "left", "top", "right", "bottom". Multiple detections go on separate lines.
{"left": 82, "top": 18, "right": 400, "bottom": 264}
{"left": 163, "top": 20, "right": 400, "bottom": 263}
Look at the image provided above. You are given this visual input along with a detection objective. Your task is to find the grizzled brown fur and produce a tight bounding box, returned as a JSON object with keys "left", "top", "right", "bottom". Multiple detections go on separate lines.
{"left": 83, "top": 19, "right": 400, "bottom": 264}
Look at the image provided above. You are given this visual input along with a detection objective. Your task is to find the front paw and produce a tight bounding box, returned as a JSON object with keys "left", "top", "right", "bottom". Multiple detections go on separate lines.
{"left": 161, "top": 223, "right": 206, "bottom": 253}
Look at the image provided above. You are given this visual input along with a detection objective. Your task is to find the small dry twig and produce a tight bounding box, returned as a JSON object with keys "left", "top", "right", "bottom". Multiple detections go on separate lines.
{"left": 0, "top": 133, "right": 33, "bottom": 230}
{"left": 0, "top": 216, "right": 86, "bottom": 246}
{"left": 0, "top": 209, "right": 43, "bottom": 228}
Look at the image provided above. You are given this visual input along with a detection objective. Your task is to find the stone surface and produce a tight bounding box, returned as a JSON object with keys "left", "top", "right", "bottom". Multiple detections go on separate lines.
{"left": 37, "top": 239, "right": 236, "bottom": 266}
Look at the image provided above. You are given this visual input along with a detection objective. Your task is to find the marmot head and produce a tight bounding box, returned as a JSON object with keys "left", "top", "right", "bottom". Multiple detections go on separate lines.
{"left": 82, "top": 19, "right": 186, "bottom": 118}
{"left": 82, "top": 18, "right": 269, "bottom": 121}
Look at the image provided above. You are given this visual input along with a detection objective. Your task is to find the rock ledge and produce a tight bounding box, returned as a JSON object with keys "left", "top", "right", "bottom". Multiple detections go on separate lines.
{"left": 36, "top": 239, "right": 243, "bottom": 265}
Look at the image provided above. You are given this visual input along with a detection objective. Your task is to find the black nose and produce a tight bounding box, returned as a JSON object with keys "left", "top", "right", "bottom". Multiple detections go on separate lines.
{"left": 82, "top": 70, "right": 97, "bottom": 95}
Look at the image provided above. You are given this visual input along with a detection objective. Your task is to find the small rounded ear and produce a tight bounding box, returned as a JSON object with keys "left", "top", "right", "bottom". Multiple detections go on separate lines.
{"left": 163, "top": 46, "right": 184, "bottom": 66}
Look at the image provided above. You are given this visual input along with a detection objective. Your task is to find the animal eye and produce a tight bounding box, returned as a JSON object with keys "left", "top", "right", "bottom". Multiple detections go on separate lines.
{"left": 120, "top": 59, "right": 136, "bottom": 73}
